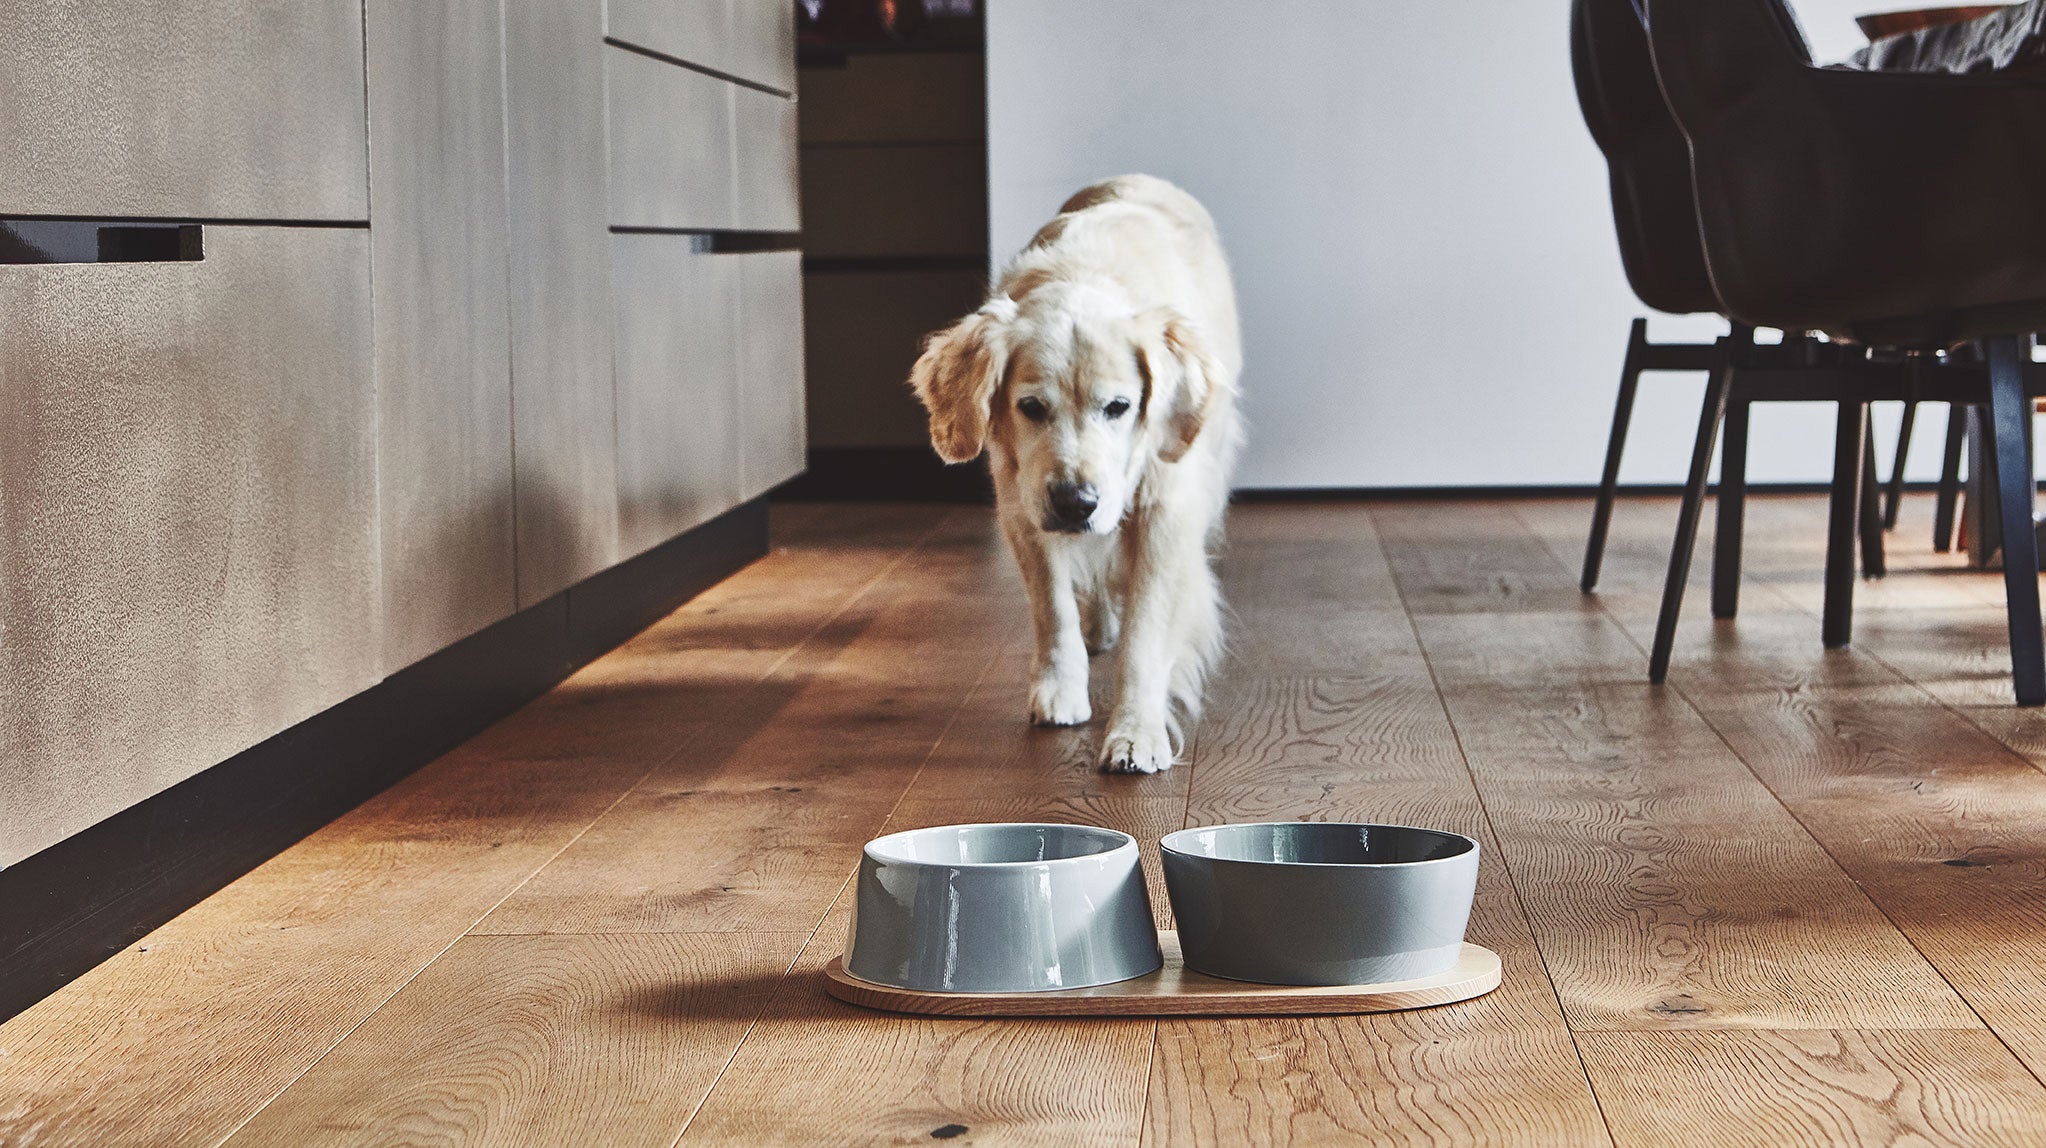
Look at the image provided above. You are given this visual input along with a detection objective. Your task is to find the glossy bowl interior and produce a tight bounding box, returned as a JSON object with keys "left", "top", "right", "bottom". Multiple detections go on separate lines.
{"left": 1160, "top": 822, "right": 1480, "bottom": 986}
{"left": 1165, "top": 822, "right": 1475, "bottom": 866}
{"left": 865, "top": 822, "right": 1129, "bottom": 866}
{"left": 845, "top": 823, "right": 1162, "bottom": 993}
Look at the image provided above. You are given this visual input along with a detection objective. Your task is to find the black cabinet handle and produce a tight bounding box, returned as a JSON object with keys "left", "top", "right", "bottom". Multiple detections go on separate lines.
{"left": 0, "top": 220, "right": 203, "bottom": 264}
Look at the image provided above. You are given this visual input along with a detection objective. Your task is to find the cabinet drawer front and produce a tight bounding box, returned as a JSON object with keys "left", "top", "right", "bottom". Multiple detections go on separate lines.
{"left": 0, "top": 227, "right": 378, "bottom": 865}
{"left": 608, "top": 0, "right": 793, "bottom": 93}
{"left": 738, "top": 251, "right": 807, "bottom": 500}
{"left": 612, "top": 235, "right": 743, "bottom": 557}
{"left": 1, "top": 0, "right": 367, "bottom": 220}
{"left": 608, "top": 48, "right": 736, "bottom": 230}
{"left": 368, "top": 0, "right": 519, "bottom": 672}
{"left": 734, "top": 88, "right": 801, "bottom": 232}
{"left": 727, "top": 0, "right": 797, "bottom": 93}
{"left": 508, "top": 0, "right": 620, "bottom": 605}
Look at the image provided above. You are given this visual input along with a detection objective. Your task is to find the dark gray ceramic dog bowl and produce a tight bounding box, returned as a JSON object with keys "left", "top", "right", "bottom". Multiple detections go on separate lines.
{"left": 844, "top": 823, "right": 1163, "bottom": 993}
{"left": 1159, "top": 822, "right": 1480, "bottom": 986}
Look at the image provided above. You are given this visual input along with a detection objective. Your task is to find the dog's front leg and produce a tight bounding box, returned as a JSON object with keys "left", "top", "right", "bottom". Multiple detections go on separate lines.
{"left": 1101, "top": 510, "right": 1192, "bottom": 773}
{"left": 1009, "top": 524, "right": 1091, "bottom": 726}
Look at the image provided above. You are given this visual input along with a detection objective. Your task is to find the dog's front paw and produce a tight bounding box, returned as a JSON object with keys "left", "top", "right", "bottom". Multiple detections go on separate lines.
{"left": 1029, "top": 669, "right": 1092, "bottom": 727}
{"left": 1100, "top": 724, "right": 1175, "bottom": 774}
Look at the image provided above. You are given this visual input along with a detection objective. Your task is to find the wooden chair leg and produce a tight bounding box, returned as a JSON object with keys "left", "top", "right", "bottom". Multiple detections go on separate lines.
{"left": 1985, "top": 335, "right": 2045, "bottom": 705}
{"left": 1824, "top": 402, "right": 1865, "bottom": 649}
{"left": 1584, "top": 318, "right": 1647, "bottom": 593}
{"left": 1860, "top": 418, "right": 1887, "bottom": 579}
{"left": 1712, "top": 399, "right": 1749, "bottom": 619}
{"left": 1934, "top": 403, "right": 1964, "bottom": 553}
{"left": 1650, "top": 363, "right": 1731, "bottom": 683}
{"left": 1883, "top": 400, "right": 1915, "bottom": 530}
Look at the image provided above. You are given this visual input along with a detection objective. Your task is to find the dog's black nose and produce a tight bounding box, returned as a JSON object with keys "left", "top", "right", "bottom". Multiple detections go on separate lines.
{"left": 1046, "top": 481, "right": 1099, "bottom": 528}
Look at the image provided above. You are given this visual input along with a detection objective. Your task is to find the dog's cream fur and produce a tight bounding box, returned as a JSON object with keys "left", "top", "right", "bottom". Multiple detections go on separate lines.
{"left": 909, "top": 175, "right": 1242, "bottom": 773}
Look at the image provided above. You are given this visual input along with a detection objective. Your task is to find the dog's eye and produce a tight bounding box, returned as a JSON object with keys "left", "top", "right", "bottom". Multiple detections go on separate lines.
{"left": 1016, "top": 396, "right": 1049, "bottom": 422}
{"left": 1103, "top": 398, "right": 1132, "bottom": 419}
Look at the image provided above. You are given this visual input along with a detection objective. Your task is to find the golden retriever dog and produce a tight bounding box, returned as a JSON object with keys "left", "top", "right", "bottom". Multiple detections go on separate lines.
{"left": 909, "top": 174, "right": 1243, "bottom": 773}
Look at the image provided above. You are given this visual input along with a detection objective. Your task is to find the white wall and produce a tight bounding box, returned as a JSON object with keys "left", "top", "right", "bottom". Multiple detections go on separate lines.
{"left": 986, "top": 0, "right": 1950, "bottom": 489}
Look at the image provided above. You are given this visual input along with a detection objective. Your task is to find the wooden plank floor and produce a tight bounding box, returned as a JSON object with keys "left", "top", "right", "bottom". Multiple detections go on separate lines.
{"left": 9, "top": 494, "right": 2046, "bottom": 1145}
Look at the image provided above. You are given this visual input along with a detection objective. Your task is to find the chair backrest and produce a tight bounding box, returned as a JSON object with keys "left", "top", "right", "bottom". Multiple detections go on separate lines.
{"left": 1647, "top": 0, "right": 2046, "bottom": 344}
{"left": 1569, "top": 0, "right": 1719, "bottom": 315}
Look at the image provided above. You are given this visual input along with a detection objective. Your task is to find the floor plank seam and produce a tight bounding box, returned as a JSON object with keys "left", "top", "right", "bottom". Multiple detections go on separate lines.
{"left": 668, "top": 614, "right": 1012, "bottom": 1146}
{"left": 1666, "top": 670, "right": 2046, "bottom": 1089}
{"left": 1507, "top": 502, "right": 2046, "bottom": 1095}
{"left": 1371, "top": 505, "right": 1624, "bottom": 1148}
{"left": 207, "top": 512, "right": 955, "bottom": 1146}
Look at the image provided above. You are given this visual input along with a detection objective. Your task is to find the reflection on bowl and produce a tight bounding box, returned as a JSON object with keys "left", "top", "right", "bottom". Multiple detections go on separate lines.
{"left": 845, "top": 823, "right": 1162, "bottom": 993}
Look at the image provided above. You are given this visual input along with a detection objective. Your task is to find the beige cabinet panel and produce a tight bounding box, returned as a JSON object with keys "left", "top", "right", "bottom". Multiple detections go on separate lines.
{"left": 368, "top": 0, "right": 519, "bottom": 671}
{"left": 508, "top": 0, "right": 620, "bottom": 606}
{"left": 0, "top": 0, "right": 367, "bottom": 220}
{"left": 734, "top": 88, "right": 802, "bottom": 233}
{"left": 608, "top": 0, "right": 794, "bottom": 93}
{"left": 738, "top": 252, "right": 808, "bottom": 499}
{"left": 608, "top": 47, "right": 737, "bottom": 229}
{"left": 0, "top": 227, "right": 378, "bottom": 866}
{"left": 612, "top": 236, "right": 742, "bottom": 558}
{"left": 799, "top": 145, "right": 988, "bottom": 257}
{"left": 607, "top": 0, "right": 729, "bottom": 74}
{"left": 804, "top": 268, "right": 985, "bottom": 449}
{"left": 728, "top": 0, "right": 798, "bottom": 94}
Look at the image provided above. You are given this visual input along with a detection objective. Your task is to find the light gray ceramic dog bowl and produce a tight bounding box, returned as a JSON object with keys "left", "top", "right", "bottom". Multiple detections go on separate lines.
{"left": 844, "top": 823, "right": 1163, "bottom": 993}
{"left": 1160, "top": 822, "right": 1481, "bottom": 986}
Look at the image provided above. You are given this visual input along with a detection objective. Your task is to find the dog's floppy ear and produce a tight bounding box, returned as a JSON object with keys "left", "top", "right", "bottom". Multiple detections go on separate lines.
{"left": 909, "top": 297, "right": 1017, "bottom": 464}
{"left": 1135, "top": 307, "right": 1226, "bottom": 464}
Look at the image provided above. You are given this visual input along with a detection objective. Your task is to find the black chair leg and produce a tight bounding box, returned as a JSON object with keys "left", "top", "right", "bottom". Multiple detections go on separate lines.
{"left": 1860, "top": 418, "right": 1887, "bottom": 579}
{"left": 1649, "top": 362, "right": 1731, "bottom": 683}
{"left": 1883, "top": 400, "right": 1916, "bottom": 530}
{"left": 1584, "top": 318, "right": 1646, "bottom": 593}
{"left": 1985, "top": 334, "right": 2045, "bottom": 706}
{"left": 1712, "top": 399, "right": 1749, "bottom": 619}
{"left": 1970, "top": 405, "right": 2003, "bottom": 566}
{"left": 1934, "top": 403, "right": 1965, "bottom": 553}
{"left": 1824, "top": 402, "right": 1865, "bottom": 649}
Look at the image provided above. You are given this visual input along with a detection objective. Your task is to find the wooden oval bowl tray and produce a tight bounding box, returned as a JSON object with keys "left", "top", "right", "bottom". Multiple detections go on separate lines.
{"left": 823, "top": 931, "right": 1501, "bottom": 1017}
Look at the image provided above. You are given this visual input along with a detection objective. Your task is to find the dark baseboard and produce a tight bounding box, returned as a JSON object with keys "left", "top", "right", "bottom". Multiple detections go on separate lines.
{"left": 776, "top": 446, "right": 993, "bottom": 503}
{"left": 0, "top": 497, "right": 769, "bottom": 1023}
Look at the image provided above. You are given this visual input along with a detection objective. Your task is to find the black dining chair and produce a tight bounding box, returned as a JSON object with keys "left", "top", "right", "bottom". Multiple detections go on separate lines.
{"left": 1571, "top": 0, "right": 1728, "bottom": 598}
{"left": 1572, "top": 0, "right": 1894, "bottom": 683}
{"left": 1645, "top": 0, "right": 2046, "bottom": 703}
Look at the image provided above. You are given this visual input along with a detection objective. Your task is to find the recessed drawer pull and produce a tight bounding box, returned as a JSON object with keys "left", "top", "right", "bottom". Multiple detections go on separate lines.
{"left": 0, "top": 221, "right": 204, "bottom": 265}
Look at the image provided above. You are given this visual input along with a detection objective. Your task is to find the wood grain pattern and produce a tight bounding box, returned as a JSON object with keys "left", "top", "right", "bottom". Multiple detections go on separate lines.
{"left": 1518, "top": 494, "right": 2046, "bottom": 1073}
{"left": 228, "top": 933, "right": 808, "bottom": 1146}
{"left": 1148, "top": 1011, "right": 1609, "bottom": 1148}
{"left": 1581, "top": 1029, "right": 2046, "bottom": 1148}
{"left": 1652, "top": 671, "right": 2046, "bottom": 1080}
{"left": 823, "top": 937, "right": 1501, "bottom": 1018}
{"left": 0, "top": 505, "right": 953, "bottom": 1146}
{"left": 1377, "top": 503, "right": 1976, "bottom": 1032}
{"left": 476, "top": 512, "right": 1016, "bottom": 935}
{"left": 21, "top": 495, "right": 2046, "bottom": 1145}
{"left": 1148, "top": 520, "right": 1611, "bottom": 1146}
{"left": 682, "top": 909, "right": 1157, "bottom": 1147}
